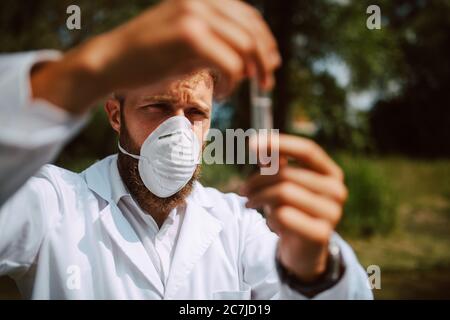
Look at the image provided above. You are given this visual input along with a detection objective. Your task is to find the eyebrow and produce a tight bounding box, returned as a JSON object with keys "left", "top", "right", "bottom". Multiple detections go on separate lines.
{"left": 138, "top": 95, "right": 211, "bottom": 113}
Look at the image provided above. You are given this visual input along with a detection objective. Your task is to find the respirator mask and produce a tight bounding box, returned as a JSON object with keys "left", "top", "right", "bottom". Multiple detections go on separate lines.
{"left": 118, "top": 116, "right": 201, "bottom": 198}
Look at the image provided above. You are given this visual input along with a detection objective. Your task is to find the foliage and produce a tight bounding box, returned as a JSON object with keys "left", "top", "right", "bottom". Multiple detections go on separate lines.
{"left": 245, "top": 0, "right": 449, "bottom": 157}
{"left": 336, "top": 153, "right": 397, "bottom": 237}
{"left": 0, "top": 0, "right": 158, "bottom": 51}
{"left": 369, "top": 1, "right": 450, "bottom": 157}
{"left": 1, "top": 0, "right": 448, "bottom": 157}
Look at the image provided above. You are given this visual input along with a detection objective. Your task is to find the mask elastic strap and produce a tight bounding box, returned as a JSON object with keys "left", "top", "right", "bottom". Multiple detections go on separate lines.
{"left": 117, "top": 142, "right": 142, "bottom": 161}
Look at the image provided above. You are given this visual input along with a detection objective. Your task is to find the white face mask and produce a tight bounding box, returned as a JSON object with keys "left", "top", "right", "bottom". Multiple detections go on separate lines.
{"left": 118, "top": 116, "right": 201, "bottom": 198}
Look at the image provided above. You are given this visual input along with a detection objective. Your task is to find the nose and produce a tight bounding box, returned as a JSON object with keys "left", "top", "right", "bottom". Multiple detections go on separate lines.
{"left": 174, "top": 109, "right": 185, "bottom": 117}
{"left": 172, "top": 108, "right": 195, "bottom": 127}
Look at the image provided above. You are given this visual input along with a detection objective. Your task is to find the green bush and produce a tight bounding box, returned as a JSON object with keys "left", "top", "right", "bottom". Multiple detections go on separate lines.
{"left": 336, "top": 154, "right": 397, "bottom": 238}
{"left": 199, "top": 163, "right": 240, "bottom": 191}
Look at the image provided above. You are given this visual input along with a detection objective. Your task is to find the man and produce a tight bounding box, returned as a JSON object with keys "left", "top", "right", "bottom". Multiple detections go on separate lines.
{"left": 0, "top": 0, "right": 372, "bottom": 299}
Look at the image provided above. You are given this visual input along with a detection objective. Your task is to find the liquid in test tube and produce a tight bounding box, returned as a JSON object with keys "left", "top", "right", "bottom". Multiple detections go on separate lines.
{"left": 250, "top": 78, "right": 273, "bottom": 130}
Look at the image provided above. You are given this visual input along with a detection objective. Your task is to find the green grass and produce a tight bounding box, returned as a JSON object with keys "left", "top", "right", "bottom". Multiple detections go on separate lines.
{"left": 343, "top": 156, "right": 450, "bottom": 299}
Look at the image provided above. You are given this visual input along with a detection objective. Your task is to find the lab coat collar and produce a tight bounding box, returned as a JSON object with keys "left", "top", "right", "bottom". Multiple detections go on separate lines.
{"left": 108, "top": 156, "right": 130, "bottom": 205}
{"left": 81, "top": 154, "right": 117, "bottom": 203}
{"left": 82, "top": 154, "right": 214, "bottom": 209}
{"left": 82, "top": 155, "right": 222, "bottom": 298}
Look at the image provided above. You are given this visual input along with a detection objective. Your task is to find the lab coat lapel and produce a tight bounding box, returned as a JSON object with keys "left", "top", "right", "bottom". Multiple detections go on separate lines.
{"left": 98, "top": 202, "right": 165, "bottom": 296}
{"left": 164, "top": 193, "right": 223, "bottom": 299}
{"left": 82, "top": 155, "right": 165, "bottom": 296}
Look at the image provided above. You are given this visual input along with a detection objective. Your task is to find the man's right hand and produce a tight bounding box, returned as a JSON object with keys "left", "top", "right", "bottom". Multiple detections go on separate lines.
{"left": 31, "top": 0, "right": 281, "bottom": 115}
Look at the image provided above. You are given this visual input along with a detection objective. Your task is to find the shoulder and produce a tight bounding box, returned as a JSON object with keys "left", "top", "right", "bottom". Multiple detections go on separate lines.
{"left": 0, "top": 164, "right": 86, "bottom": 231}
{"left": 13, "top": 164, "right": 91, "bottom": 218}
{"left": 33, "top": 164, "right": 87, "bottom": 195}
{"left": 6, "top": 164, "right": 82, "bottom": 202}
{"left": 35, "top": 163, "right": 81, "bottom": 180}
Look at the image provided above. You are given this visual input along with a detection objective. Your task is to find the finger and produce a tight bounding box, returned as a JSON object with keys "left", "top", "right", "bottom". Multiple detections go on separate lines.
{"left": 205, "top": 0, "right": 281, "bottom": 89}
{"left": 179, "top": 16, "right": 245, "bottom": 96}
{"left": 212, "top": 0, "right": 279, "bottom": 52}
{"left": 272, "top": 206, "right": 333, "bottom": 244}
{"left": 246, "top": 181, "right": 342, "bottom": 226}
{"left": 208, "top": 0, "right": 280, "bottom": 61}
{"left": 251, "top": 133, "right": 344, "bottom": 179}
{"left": 244, "top": 167, "right": 348, "bottom": 203}
{"left": 184, "top": 1, "right": 264, "bottom": 80}
{"left": 263, "top": 205, "right": 284, "bottom": 234}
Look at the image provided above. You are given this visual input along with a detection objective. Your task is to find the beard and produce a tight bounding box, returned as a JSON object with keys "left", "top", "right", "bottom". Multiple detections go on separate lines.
{"left": 117, "top": 120, "right": 201, "bottom": 222}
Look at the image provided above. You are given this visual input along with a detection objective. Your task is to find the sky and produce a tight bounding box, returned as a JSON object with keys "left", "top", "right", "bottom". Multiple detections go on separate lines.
{"left": 312, "top": 55, "right": 378, "bottom": 111}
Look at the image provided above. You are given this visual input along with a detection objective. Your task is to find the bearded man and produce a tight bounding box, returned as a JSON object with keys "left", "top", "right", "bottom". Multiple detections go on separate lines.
{"left": 0, "top": 0, "right": 371, "bottom": 300}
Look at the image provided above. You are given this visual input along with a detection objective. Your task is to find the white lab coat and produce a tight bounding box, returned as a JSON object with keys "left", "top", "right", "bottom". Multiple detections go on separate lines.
{"left": 0, "top": 155, "right": 372, "bottom": 299}
{"left": 0, "top": 51, "right": 373, "bottom": 299}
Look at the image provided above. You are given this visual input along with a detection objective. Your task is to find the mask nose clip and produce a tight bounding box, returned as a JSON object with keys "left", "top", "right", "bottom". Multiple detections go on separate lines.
{"left": 158, "top": 131, "right": 183, "bottom": 140}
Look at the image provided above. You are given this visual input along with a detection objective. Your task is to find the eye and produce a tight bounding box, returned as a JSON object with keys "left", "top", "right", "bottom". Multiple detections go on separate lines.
{"left": 187, "top": 107, "right": 208, "bottom": 117}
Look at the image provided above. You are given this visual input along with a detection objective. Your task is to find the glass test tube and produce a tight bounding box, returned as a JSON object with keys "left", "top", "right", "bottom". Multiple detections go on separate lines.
{"left": 250, "top": 78, "right": 273, "bottom": 130}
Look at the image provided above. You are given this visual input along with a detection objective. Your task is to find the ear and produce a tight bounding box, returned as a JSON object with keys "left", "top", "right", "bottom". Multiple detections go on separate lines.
{"left": 104, "top": 99, "right": 121, "bottom": 134}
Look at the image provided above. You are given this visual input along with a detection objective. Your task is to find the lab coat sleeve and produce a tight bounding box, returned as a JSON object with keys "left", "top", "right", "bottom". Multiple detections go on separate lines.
{"left": 240, "top": 206, "right": 373, "bottom": 300}
{"left": 0, "top": 51, "right": 88, "bottom": 205}
{"left": 0, "top": 174, "right": 59, "bottom": 278}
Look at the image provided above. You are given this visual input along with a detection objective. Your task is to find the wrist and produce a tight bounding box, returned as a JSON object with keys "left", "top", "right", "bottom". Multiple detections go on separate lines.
{"left": 276, "top": 240, "right": 345, "bottom": 297}
{"left": 278, "top": 245, "right": 329, "bottom": 283}
{"left": 293, "top": 261, "right": 328, "bottom": 283}
{"left": 30, "top": 35, "right": 113, "bottom": 115}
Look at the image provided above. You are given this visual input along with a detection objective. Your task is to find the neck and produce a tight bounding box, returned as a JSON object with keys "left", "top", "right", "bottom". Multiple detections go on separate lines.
{"left": 134, "top": 196, "right": 173, "bottom": 228}
{"left": 117, "top": 156, "right": 186, "bottom": 228}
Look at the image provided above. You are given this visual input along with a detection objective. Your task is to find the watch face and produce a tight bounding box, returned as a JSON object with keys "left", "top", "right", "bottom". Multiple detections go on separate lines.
{"left": 328, "top": 241, "right": 342, "bottom": 281}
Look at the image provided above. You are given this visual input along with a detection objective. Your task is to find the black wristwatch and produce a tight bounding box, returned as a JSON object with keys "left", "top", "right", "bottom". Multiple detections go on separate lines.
{"left": 276, "top": 240, "right": 345, "bottom": 298}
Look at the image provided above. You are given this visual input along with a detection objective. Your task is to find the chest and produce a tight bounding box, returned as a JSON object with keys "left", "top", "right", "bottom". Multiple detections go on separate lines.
{"left": 25, "top": 208, "right": 246, "bottom": 299}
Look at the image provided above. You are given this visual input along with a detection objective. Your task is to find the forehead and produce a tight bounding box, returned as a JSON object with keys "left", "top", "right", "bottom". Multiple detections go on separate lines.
{"left": 126, "top": 71, "right": 213, "bottom": 106}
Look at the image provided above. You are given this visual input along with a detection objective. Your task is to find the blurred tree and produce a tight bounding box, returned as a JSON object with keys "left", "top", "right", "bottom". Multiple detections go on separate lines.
{"left": 369, "top": 0, "right": 450, "bottom": 157}
{"left": 1, "top": 0, "right": 448, "bottom": 158}
{"left": 234, "top": 0, "right": 405, "bottom": 153}
{"left": 241, "top": 0, "right": 449, "bottom": 157}
{"left": 0, "top": 0, "right": 159, "bottom": 51}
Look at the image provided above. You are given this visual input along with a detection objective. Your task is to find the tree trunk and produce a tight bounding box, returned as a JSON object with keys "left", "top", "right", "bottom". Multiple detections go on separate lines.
{"left": 264, "top": 0, "right": 296, "bottom": 132}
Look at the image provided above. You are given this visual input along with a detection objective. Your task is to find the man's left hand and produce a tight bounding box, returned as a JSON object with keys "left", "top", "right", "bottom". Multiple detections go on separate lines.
{"left": 242, "top": 134, "right": 348, "bottom": 283}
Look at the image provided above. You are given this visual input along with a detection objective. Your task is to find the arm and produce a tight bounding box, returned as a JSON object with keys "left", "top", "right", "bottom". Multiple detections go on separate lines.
{"left": 0, "top": 52, "right": 87, "bottom": 205}
{"left": 0, "top": 172, "right": 59, "bottom": 277}
{"left": 1, "top": 0, "right": 280, "bottom": 204}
